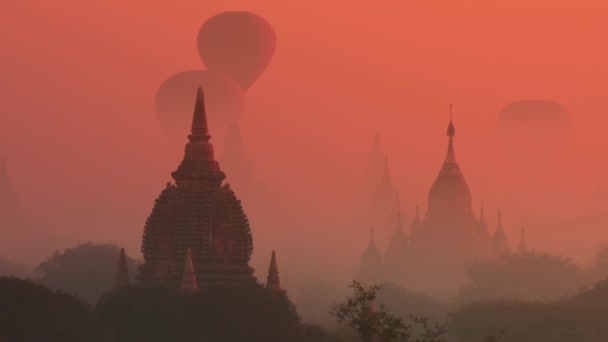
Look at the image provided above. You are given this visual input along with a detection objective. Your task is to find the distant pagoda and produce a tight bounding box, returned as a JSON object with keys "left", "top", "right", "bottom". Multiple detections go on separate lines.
{"left": 138, "top": 87, "right": 256, "bottom": 287}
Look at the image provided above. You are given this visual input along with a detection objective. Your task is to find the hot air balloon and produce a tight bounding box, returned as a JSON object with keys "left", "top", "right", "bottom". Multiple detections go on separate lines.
{"left": 497, "top": 99, "right": 573, "bottom": 212}
{"left": 155, "top": 70, "right": 245, "bottom": 141}
{"left": 197, "top": 11, "right": 276, "bottom": 91}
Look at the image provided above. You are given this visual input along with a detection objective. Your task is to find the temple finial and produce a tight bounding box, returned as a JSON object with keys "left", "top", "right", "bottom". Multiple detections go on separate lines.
{"left": 480, "top": 201, "right": 485, "bottom": 220}
{"left": 113, "top": 248, "right": 130, "bottom": 289}
{"left": 414, "top": 201, "right": 420, "bottom": 222}
{"left": 189, "top": 87, "right": 211, "bottom": 141}
{"left": 447, "top": 104, "right": 455, "bottom": 138}
{"left": 180, "top": 248, "right": 200, "bottom": 293}
{"left": 266, "top": 250, "right": 282, "bottom": 293}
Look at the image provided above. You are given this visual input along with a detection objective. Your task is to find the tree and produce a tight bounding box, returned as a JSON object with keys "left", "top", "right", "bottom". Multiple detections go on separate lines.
{"left": 97, "top": 282, "right": 305, "bottom": 342}
{"left": 0, "top": 276, "right": 102, "bottom": 341}
{"left": 34, "top": 242, "right": 140, "bottom": 304}
{"left": 459, "top": 251, "right": 587, "bottom": 304}
{"left": 589, "top": 244, "right": 608, "bottom": 283}
{"left": 331, "top": 281, "right": 448, "bottom": 342}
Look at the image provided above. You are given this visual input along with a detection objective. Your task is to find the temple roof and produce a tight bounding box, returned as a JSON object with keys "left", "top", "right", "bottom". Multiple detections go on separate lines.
{"left": 363, "top": 227, "right": 381, "bottom": 258}
{"left": 266, "top": 250, "right": 281, "bottom": 292}
{"left": 171, "top": 87, "right": 225, "bottom": 183}
{"left": 113, "top": 248, "right": 129, "bottom": 289}
{"left": 427, "top": 111, "right": 473, "bottom": 217}
{"left": 491, "top": 210, "right": 508, "bottom": 245}
{"left": 180, "top": 248, "right": 199, "bottom": 293}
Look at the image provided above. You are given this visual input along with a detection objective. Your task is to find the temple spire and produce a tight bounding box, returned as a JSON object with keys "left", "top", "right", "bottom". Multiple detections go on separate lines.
{"left": 445, "top": 104, "right": 456, "bottom": 164}
{"left": 517, "top": 225, "right": 527, "bottom": 254}
{"left": 414, "top": 201, "right": 420, "bottom": 223}
{"left": 396, "top": 190, "right": 403, "bottom": 231}
{"left": 266, "top": 250, "right": 282, "bottom": 293}
{"left": 480, "top": 201, "right": 485, "bottom": 221}
{"left": 113, "top": 248, "right": 129, "bottom": 289}
{"left": 189, "top": 87, "right": 211, "bottom": 142}
{"left": 180, "top": 248, "right": 200, "bottom": 293}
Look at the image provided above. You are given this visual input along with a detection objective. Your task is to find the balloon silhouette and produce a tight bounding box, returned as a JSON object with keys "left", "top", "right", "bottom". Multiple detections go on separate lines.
{"left": 497, "top": 99, "right": 571, "bottom": 169}
{"left": 156, "top": 70, "right": 245, "bottom": 140}
{"left": 197, "top": 11, "right": 276, "bottom": 91}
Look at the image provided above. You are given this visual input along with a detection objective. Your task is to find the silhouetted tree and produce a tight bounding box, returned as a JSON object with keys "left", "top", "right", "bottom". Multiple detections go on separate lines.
{"left": 97, "top": 282, "right": 304, "bottom": 342}
{"left": 0, "top": 257, "right": 32, "bottom": 277}
{"left": 0, "top": 276, "right": 101, "bottom": 341}
{"left": 459, "top": 251, "right": 587, "bottom": 303}
{"left": 34, "top": 242, "right": 140, "bottom": 304}
{"left": 331, "top": 281, "right": 448, "bottom": 342}
{"left": 589, "top": 244, "right": 608, "bottom": 282}
{"left": 376, "top": 283, "right": 450, "bottom": 322}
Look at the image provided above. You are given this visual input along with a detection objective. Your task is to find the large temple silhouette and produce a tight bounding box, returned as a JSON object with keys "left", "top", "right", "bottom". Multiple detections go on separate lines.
{"left": 359, "top": 108, "right": 511, "bottom": 295}
{"left": 138, "top": 88, "right": 256, "bottom": 287}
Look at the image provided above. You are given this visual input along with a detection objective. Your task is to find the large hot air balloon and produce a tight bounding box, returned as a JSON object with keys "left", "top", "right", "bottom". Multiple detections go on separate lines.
{"left": 197, "top": 11, "right": 276, "bottom": 91}
{"left": 498, "top": 99, "right": 571, "bottom": 166}
{"left": 155, "top": 70, "right": 245, "bottom": 141}
{"left": 497, "top": 99, "right": 573, "bottom": 213}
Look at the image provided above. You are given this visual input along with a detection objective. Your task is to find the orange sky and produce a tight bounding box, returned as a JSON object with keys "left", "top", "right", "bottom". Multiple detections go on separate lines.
{"left": 1, "top": 0, "right": 608, "bottom": 279}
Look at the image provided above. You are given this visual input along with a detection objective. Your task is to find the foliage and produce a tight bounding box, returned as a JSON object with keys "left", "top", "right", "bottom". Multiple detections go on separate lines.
{"left": 458, "top": 251, "right": 587, "bottom": 304}
{"left": 331, "top": 281, "right": 449, "bottom": 342}
{"left": 589, "top": 244, "right": 608, "bottom": 282}
{"left": 376, "top": 283, "right": 450, "bottom": 323}
{"left": 34, "top": 242, "right": 140, "bottom": 304}
{"left": 97, "top": 282, "right": 306, "bottom": 342}
{"left": 0, "top": 276, "right": 102, "bottom": 342}
{"left": 0, "top": 257, "right": 33, "bottom": 278}
{"left": 448, "top": 279, "right": 608, "bottom": 342}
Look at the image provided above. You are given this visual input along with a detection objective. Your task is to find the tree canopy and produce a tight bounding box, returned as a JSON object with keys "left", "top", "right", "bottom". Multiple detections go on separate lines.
{"left": 0, "top": 276, "right": 101, "bottom": 341}
{"left": 34, "top": 242, "right": 140, "bottom": 304}
{"left": 458, "top": 251, "right": 587, "bottom": 303}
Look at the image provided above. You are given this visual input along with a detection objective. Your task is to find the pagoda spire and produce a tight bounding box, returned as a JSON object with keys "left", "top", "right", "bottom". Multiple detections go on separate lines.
{"left": 367, "top": 226, "right": 379, "bottom": 254}
{"left": 445, "top": 104, "right": 456, "bottom": 164}
{"left": 517, "top": 225, "right": 527, "bottom": 254}
{"left": 180, "top": 248, "right": 200, "bottom": 293}
{"left": 266, "top": 250, "right": 282, "bottom": 293}
{"left": 113, "top": 248, "right": 129, "bottom": 289}
{"left": 396, "top": 190, "right": 403, "bottom": 231}
{"left": 189, "top": 87, "right": 210, "bottom": 142}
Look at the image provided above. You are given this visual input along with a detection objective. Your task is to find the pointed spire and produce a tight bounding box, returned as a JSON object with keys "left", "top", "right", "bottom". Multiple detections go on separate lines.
{"left": 396, "top": 190, "right": 403, "bottom": 230}
{"left": 189, "top": 87, "right": 211, "bottom": 142}
{"left": 113, "top": 248, "right": 129, "bottom": 289}
{"left": 266, "top": 250, "right": 282, "bottom": 293}
{"left": 497, "top": 208, "right": 503, "bottom": 227}
{"left": 180, "top": 248, "right": 200, "bottom": 293}
{"left": 414, "top": 201, "right": 421, "bottom": 223}
{"left": 445, "top": 104, "right": 456, "bottom": 164}
{"left": 366, "top": 226, "right": 379, "bottom": 255}
{"left": 518, "top": 224, "right": 527, "bottom": 254}
{"left": 480, "top": 201, "right": 485, "bottom": 221}
{"left": 383, "top": 156, "right": 389, "bottom": 178}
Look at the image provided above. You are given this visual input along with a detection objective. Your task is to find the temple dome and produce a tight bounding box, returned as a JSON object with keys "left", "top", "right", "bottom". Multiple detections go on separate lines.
{"left": 427, "top": 118, "right": 473, "bottom": 218}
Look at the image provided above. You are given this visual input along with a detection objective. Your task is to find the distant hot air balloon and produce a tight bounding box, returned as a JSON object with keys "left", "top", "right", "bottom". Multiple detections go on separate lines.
{"left": 497, "top": 99, "right": 572, "bottom": 169}
{"left": 197, "top": 11, "right": 276, "bottom": 91}
{"left": 155, "top": 70, "right": 245, "bottom": 141}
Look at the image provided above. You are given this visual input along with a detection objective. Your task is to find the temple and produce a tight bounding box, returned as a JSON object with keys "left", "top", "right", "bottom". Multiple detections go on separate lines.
{"left": 265, "top": 250, "right": 282, "bottom": 294}
{"left": 358, "top": 106, "right": 511, "bottom": 294}
{"left": 138, "top": 87, "right": 256, "bottom": 287}
{"left": 113, "top": 248, "right": 130, "bottom": 289}
{"left": 358, "top": 227, "right": 383, "bottom": 284}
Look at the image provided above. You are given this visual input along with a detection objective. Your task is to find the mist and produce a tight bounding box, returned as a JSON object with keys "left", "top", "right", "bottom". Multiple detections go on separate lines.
{"left": 2, "top": 0, "right": 608, "bottom": 335}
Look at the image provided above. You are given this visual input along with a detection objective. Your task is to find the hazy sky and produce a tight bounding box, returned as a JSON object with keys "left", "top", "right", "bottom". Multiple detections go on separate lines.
{"left": 1, "top": 0, "right": 608, "bottom": 276}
